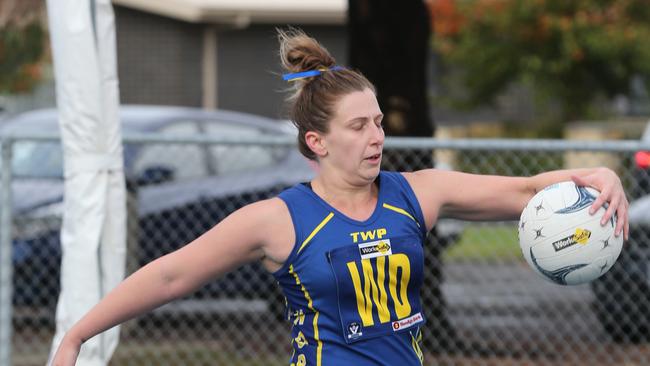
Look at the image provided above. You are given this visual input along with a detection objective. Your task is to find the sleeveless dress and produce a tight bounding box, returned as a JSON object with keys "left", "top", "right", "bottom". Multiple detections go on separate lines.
{"left": 272, "top": 171, "right": 428, "bottom": 365}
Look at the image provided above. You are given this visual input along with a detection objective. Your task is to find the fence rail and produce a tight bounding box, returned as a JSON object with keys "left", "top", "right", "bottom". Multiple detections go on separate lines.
{"left": 2, "top": 133, "right": 649, "bottom": 365}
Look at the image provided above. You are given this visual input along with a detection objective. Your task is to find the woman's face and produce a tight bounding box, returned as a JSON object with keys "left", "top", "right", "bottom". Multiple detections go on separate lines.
{"left": 319, "top": 88, "right": 384, "bottom": 183}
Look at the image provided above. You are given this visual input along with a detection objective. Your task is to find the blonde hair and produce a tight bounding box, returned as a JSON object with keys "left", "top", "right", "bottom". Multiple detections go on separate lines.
{"left": 278, "top": 28, "right": 375, "bottom": 160}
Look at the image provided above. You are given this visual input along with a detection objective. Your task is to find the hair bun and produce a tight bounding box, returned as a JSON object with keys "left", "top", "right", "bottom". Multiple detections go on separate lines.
{"left": 278, "top": 28, "right": 336, "bottom": 75}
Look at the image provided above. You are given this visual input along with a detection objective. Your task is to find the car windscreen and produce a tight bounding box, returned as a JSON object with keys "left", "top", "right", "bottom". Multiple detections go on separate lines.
{"left": 9, "top": 141, "right": 63, "bottom": 178}
{"left": 3, "top": 124, "right": 291, "bottom": 179}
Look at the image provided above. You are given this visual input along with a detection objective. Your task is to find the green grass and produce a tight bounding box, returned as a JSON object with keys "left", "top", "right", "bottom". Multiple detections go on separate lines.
{"left": 443, "top": 225, "right": 523, "bottom": 261}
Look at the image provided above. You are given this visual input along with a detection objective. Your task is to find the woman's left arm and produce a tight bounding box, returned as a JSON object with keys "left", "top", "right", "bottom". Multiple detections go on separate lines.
{"left": 404, "top": 167, "right": 628, "bottom": 240}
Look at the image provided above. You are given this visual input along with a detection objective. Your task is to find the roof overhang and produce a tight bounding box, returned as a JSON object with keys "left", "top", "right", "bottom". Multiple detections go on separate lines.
{"left": 112, "top": 0, "right": 347, "bottom": 26}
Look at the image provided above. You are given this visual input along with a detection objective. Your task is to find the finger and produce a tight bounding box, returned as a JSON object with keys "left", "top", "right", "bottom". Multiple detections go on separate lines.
{"left": 622, "top": 199, "right": 630, "bottom": 241}
{"left": 590, "top": 188, "right": 609, "bottom": 215}
{"left": 610, "top": 197, "right": 624, "bottom": 236}
{"left": 601, "top": 194, "right": 619, "bottom": 226}
{"left": 614, "top": 200, "right": 628, "bottom": 239}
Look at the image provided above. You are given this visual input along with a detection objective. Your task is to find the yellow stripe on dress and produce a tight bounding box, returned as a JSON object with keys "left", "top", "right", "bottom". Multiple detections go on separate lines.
{"left": 289, "top": 265, "right": 323, "bottom": 366}
{"left": 410, "top": 329, "right": 424, "bottom": 364}
{"left": 382, "top": 203, "right": 420, "bottom": 227}
{"left": 297, "top": 212, "right": 334, "bottom": 254}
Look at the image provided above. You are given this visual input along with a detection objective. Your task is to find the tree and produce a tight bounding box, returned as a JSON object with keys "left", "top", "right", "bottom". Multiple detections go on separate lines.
{"left": 0, "top": 0, "right": 46, "bottom": 94}
{"left": 430, "top": 0, "right": 650, "bottom": 127}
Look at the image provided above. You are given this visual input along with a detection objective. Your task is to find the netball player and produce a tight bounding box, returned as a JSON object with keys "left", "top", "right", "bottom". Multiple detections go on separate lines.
{"left": 50, "top": 29, "right": 628, "bottom": 365}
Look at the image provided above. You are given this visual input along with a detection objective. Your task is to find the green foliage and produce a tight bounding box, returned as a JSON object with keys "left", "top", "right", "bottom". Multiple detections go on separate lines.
{"left": 433, "top": 0, "right": 650, "bottom": 123}
{"left": 0, "top": 20, "right": 46, "bottom": 93}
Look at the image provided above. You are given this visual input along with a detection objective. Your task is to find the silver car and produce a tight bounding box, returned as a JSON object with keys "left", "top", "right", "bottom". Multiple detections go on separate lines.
{"left": 4, "top": 105, "right": 315, "bottom": 310}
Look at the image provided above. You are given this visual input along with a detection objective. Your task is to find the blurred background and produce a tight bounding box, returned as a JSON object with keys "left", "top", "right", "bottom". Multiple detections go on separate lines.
{"left": 2, "top": 0, "right": 650, "bottom": 365}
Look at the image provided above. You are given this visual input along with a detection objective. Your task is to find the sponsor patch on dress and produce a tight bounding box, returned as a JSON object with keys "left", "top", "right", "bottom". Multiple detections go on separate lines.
{"left": 358, "top": 239, "right": 392, "bottom": 260}
{"left": 391, "top": 312, "right": 423, "bottom": 332}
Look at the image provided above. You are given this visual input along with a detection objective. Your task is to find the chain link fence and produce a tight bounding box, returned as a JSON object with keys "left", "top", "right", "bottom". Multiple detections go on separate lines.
{"left": 3, "top": 134, "right": 650, "bottom": 365}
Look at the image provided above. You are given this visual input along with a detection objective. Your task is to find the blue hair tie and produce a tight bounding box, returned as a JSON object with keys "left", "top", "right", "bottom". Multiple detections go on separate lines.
{"left": 282, "top": 66, "right": 345, "bottom": 82}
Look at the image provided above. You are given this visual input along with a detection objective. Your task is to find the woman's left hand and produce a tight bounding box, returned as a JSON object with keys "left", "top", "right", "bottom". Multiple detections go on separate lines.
{"left": 572, "top": 168, "right": 629, "bottom": 240}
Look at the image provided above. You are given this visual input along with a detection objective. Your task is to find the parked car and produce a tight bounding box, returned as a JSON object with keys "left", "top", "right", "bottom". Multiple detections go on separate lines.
{"left": 591, "top": 121, "right": 650, "bottom": 343}
{"left": 6, "top": 105, "right": 315, "bottom": 312}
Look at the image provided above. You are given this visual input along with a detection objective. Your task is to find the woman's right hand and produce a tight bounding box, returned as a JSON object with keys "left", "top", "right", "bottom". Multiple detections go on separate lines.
{"left": 49, "top": 335, "right": 82, "bottom": 366}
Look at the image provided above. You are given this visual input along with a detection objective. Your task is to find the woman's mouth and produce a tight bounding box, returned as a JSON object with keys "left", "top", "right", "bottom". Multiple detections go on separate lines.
{"left": 365, "top": 153, "right": 382, "bottom": 164}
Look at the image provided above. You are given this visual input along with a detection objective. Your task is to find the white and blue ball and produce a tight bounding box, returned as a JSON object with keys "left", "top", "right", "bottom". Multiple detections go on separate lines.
{"left": 518, "top": 181, "right": 623, "bottom": 286}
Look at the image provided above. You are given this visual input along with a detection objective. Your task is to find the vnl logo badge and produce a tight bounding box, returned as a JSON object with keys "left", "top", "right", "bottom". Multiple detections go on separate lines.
{"left": 347, "top": 322, "right": 363, "bottom": 340}
{"left": 358, "top": 239, "right": 392, "bottom": 260}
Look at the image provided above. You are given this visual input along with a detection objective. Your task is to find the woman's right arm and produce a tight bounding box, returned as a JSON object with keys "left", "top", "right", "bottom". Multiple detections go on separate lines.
{"left": 50, "top": 197, "right": 291, "bottom": 365}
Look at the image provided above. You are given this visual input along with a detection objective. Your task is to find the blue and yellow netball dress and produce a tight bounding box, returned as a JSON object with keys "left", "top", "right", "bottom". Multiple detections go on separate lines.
{"left": 273, "top": 171, "right": 428, "bottom": 366}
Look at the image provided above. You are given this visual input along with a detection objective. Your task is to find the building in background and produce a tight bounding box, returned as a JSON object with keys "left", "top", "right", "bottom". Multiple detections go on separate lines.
{"left": 112, "top": 0, "right": 348, "bottom": 119}
{"left": 1, "top": 0, "right": 348, "bottom": 119}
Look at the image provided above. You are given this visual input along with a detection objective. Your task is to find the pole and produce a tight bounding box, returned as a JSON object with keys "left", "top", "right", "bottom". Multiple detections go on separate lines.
{"left": 0, "top": 138, "right": 14, "bottom": 366}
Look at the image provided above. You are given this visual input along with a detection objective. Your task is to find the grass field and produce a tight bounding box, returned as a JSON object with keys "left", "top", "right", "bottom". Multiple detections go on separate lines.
{"left": 443, "top": 224, "right": 523, "bottom": 261}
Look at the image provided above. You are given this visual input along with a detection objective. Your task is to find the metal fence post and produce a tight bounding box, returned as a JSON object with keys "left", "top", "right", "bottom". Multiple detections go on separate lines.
{"left": 0, "top": 138, "right": 14, "bottom": 366}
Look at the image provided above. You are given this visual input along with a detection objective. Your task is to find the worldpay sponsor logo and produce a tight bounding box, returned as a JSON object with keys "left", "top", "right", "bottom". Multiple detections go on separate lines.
{"left": 358, "top": 239, "right": 392, "bottom": 260}
{"left": 392, "top": 312, "right": 423, "bottom": 331}
{"left": 552, "top": 235, "right": 578, "bottom": 252}
{"left": 552, "top": 228, "right": 591, "bottom": 252}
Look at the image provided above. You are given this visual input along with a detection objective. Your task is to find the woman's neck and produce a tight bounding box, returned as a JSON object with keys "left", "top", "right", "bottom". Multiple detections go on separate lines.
{"left": 310, "top": 173, "right": 379, "bottom": 221}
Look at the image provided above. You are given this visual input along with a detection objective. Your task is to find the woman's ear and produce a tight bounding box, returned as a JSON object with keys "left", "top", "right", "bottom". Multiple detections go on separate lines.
{"left": 305, "top": 131, "right": 328, "bottom": 158}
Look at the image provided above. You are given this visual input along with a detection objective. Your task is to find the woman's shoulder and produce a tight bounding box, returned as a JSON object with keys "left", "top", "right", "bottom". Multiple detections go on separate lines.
{"left": 399, "top": 168, "right": 445, "bottom": 189}
{"left": 241, "top": 197, "right": 292, "bottom": 224}
{"left": 397, "top": 169, "right": 449, "bottom": 230}
{"left": 236, "top": 198, "right": 295, "bottom": 269}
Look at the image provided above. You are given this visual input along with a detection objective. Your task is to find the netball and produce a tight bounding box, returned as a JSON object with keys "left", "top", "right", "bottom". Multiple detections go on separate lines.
{"left": 518, "top": 181, "right": 624, "bottom": 285}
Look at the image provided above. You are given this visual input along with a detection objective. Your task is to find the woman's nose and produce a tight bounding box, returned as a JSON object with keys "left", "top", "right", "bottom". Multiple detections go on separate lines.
{"left": 371, "top": 123, "right": 385, "bottom": 144}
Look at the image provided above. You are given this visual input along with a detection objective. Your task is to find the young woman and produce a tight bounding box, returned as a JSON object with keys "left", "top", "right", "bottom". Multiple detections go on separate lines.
{"left": 50, "top": 29, "right": 628, "bottom": 366}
